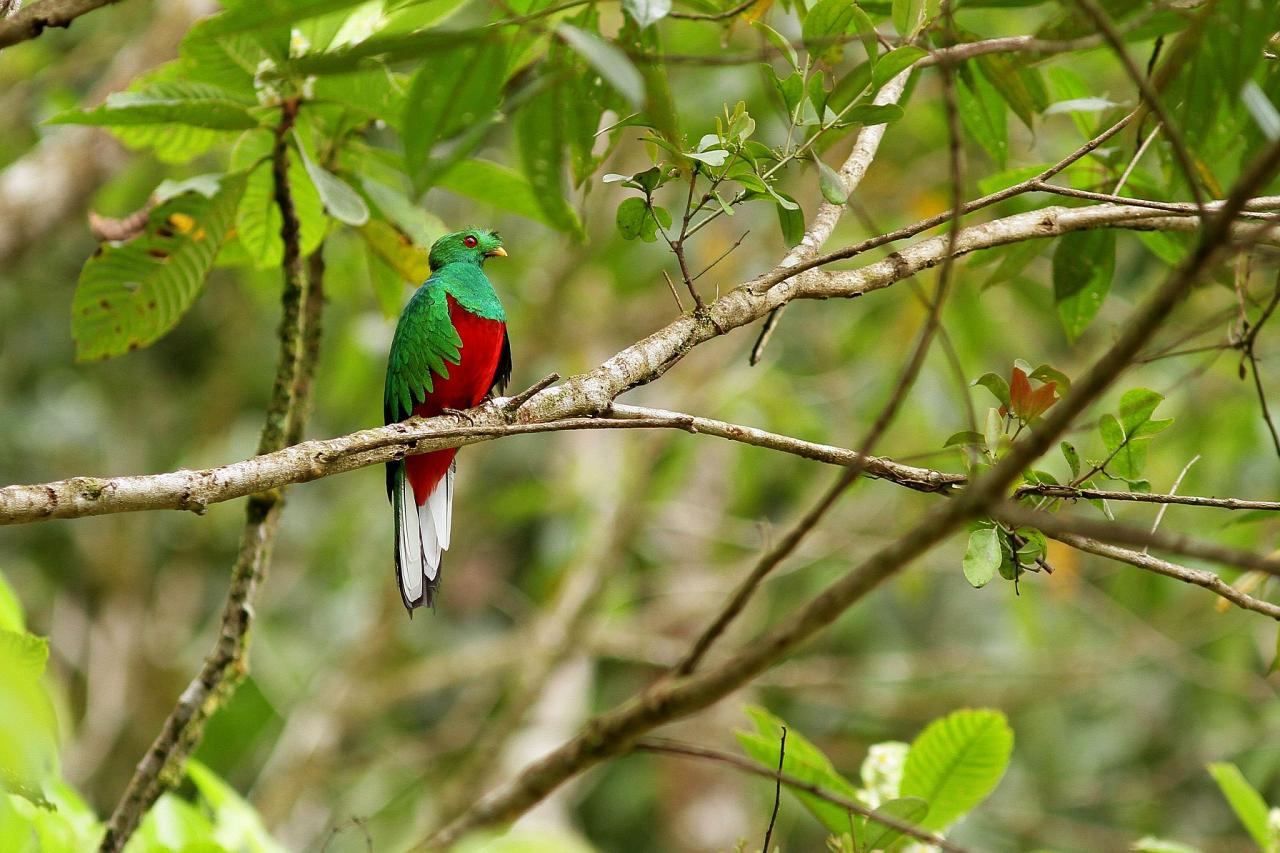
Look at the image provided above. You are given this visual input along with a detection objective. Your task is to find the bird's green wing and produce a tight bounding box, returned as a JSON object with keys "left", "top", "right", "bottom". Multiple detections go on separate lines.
{"left": 383, "top": 280, "right": 463, "bottom": 424}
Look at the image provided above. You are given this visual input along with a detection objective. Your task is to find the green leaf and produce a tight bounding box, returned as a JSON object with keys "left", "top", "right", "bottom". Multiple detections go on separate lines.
{"left": 776, "top": 195, "right": 805, "bottom": 247}
{"left": 623, "top": 0, "right": 671, "bottom": 28}
{"left": 230, "top": 136, "right": 325, "bottom": 269}
{"left": 48, "top": 82, "right": 259, "bottom": 130}
{"left": 402, "top": 40, "right": 507, "bottom": 190}
{"left": 860, "top": 797, "right": 930, "bottom": 851}
{"left": 193, "top": 0, "right": 381, "bottom": 37}
{"left": 957, "top": 67, "right": 1008, "bottom": 167}
{"left": 804, "top": 0, "right": 857, "bottom": 63}
{"left": 437, "top": 159, "right": 573, "bottom": 232}
{"left": 976, "top": 54, "right": 1042, "bottom": 130}
{"left": 944, "top": 430, "right": 985, "bottom": 448}
{"left": 816, "top": 158, "right": 848, "bottom": 204}
{"left": 899, "top": 708, "right": 1013, "bottom": 831}
{"left": 1061, "top": 441, "right": 1081, "bottom": 479}
{"left": 843, "top": 103, "right": 905, "bottom": 126}
{"left": 558, "top": 25, "right": 644, "bottom": 108}
{"left": 872, "top": 46, "right": 925, "bottom": 90}
{"left": 972, "top": 372, "right": 1011, "bottom": 407}
{"left": 616, "top": 197, "right": 651, "bottom": 241}
{"left": 73, "top": 173, "right": 247, "bottom": 361}
{"left": 892, "top": 0, "right": 926, "bottom": 37}
{"left": 187, "top": 760, "right": 288, "bottom": 853}
{"left": 294, "top": 133, "right": 369, "bottom": 225}
{"left": 754, "top": 21, "right": 798, "bottom": 70}
{"left": 1053, "top": 229, "right": 1115, "bottom": 341}
{"left": 0, "top": 572, "right": 24, "bottom": 634}
{"left": 1030, "top": 364, "right": 1071, "bottom": 394}
{"left": 963, "top": 528, "right": 1001, "bottom": 588}
{"left": 360, "top": 219, "right": 432, "bottom": 284}
{"left": 1118, "top": 388, "right": 1164, "bottom": 434}
{"left": 1099, "top": 413, "right": 1147, "bottom": 481}
{"left": 735, "top": 706, "right": 863, "bottom": 835}
{"left": 1207, "top": 762, "right": 1272, "bottom": 851}
{"left": 517, "top": 82, "right": 584, "bottom": 238}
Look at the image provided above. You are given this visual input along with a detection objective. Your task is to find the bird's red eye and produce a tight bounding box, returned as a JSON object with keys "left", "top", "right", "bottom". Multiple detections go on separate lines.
{"left": 463, "top": 235, "right": 478, "bottom": 248}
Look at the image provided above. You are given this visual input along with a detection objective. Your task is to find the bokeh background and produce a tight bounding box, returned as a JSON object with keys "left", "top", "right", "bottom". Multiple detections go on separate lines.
{"left": 2, "top": 1, "right": 1280, "bottom": 850}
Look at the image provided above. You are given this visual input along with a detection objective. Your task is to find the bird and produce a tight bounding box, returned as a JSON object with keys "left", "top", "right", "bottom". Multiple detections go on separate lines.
{"left": 383, "top": 228, "right": 510, "bottom": 614}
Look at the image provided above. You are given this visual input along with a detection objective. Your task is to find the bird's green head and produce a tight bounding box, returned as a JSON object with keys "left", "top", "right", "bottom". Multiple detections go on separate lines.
{"left": 428, "top": 228, "right": 507, "bottom": 271}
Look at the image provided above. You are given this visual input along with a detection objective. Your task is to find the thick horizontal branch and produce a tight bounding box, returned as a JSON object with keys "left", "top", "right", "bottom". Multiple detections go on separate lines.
{"left": 0, "top": 403, "right": 960, "bottom": 524}
{"left": 0, "top": 0, "right": 120, "bottom": 49}
{"left": 7, "top": 194, "right": 1276, "bottom": 526}
{"left": 1050, "top": 533, "right": 1280, "bottom": 620}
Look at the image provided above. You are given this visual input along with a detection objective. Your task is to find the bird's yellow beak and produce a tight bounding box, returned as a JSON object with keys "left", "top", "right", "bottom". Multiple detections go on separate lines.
{"left": 486, "top": 246, "right": 508, "bottom": 257}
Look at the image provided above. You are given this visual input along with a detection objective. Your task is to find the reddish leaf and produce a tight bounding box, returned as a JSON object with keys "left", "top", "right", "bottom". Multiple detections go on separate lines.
{"left": 1009, "top": 366, "right": 1033, "bottom": 420}
{"left": 1024, "top": 381, "right": 1058, "bottom": 421}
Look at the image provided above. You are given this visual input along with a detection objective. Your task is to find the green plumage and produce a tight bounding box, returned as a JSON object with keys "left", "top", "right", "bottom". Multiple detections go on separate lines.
{"left": 383, "top": 233, "right": 507, "bottom": 425}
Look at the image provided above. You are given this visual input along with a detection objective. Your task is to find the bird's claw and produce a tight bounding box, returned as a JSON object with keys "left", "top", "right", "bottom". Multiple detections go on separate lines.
{"left": 442, "top": 407, "right": 476, "bottom": 425}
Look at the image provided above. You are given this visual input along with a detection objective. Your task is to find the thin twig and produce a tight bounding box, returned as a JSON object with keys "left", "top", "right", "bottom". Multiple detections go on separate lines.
{"left": 1012, "top": 484, "right": 1280, "bottom": 512}
{"left": 673, "top": 28, "right": 965, "bottom": 675}
{"left": 761, "top": 727, "right": 785, "bottom": 853}
{"left": 1070, "top": 0, "right": 1207, "bottom": 216}
{"left": 634, "top": 738, "right": 972, "bottom": 853}
{"left": 1052, "top": 533, "right": 1280, "bottom": 621}
{"left": 1147, "top": 454, "right": 1200, "bottom": 552}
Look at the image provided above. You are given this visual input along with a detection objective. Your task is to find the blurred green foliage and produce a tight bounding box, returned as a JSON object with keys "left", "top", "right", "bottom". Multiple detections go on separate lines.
{"left": 3, "top": 0, "right": 1280, "bottom": 850}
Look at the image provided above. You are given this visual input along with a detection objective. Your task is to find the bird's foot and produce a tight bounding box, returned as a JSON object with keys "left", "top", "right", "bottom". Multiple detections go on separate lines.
{"left": 442, "top": 407, "right": 476, "bottom": 425}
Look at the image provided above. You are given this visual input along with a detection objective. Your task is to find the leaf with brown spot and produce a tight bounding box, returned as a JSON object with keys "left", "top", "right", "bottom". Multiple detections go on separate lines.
{"left": 73, "top": 173, "right": 246, "bottom": 361}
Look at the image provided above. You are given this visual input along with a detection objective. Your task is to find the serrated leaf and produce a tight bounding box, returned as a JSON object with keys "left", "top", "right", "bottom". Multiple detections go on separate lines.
{"left": 231, "top": 138, "right": 325, "bottom": 268}
{"left": 48, "top": 82, "right": 260, "bottom": 130}
{"left": 1207, "top": 763, "right": 1272, "bottom": 851}
{"left": 1053, "top": 229, "right": 1115, "bottom": 341}
{"left": 736, "top": 706, "right": 863, "bottom": 834}
{"left": 861, "top": 797, "right": 929, "bottom": 851}
{"left": 73, "top": 174, "right": 247, "bottom": 361}
{"left": 963, "top": 528, "right": 1001, "bottom": 588}
{"left": 900, "top": 708, "right": 1013, "bottom": 831}
{"left": 558, "top": 25, "right": 644, "bottom": 108}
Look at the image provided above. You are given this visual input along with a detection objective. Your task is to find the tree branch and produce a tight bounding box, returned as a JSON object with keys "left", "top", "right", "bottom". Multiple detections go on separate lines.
{"left": 6, "top": 194, "right": 1277, "bottom": 526}
{"left": 422, "top": 139, "right": 1280, "bottom": 847}
{"left": 98, "top": 99, "right": 313, "bottom": 852}
{"left": 1049, "top": 533, "right": 1280, "bottom": 621}
{"left": 0, "top": 0, "right": 121, "bottom": 49}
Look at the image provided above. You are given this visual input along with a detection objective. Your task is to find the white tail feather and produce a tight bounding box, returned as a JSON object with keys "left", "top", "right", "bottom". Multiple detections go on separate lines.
{"left": 397, "top": 473, "right": 425, "bottom": 605}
